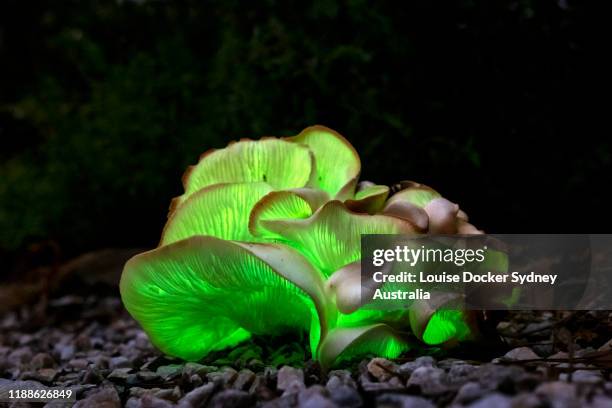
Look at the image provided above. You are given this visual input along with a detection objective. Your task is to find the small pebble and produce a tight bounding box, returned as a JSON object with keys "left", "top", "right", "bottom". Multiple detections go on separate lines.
{"left": 406, "top": 366, "right": 447, "bottom": 395}
{"left": 182, "top": 362, "right": 216, "bottom": 377}
{"left": 35, "top": 368, "right": 58, "bottom": 382}
{"left": 326, "top": 369, "right": 357, "bottom": 390}
{"left": 447, "top": 362, "right": 477, "bottom": 385}
{"left": 561, "top": 369, "right": 603, "bottom": 384}
{"left": 108, "top": 367, "right": 132, "bottom": 382}
{"left": 156, "top": 364, "right": 183, "bottom": 379}
{"left": 73, "top": 387, "right": 120, "bottom": 408}
{"left": 126, "top": 395, "right": 174, "bottom": 408}
{"left": 68, "top": 358, "right": 89, "bottom": 370}
{"left": 110, "top": 355, "right": 132, "bottom": 369}
{"left": 206, "top": 367, "right": 238, "bottom": 387}
{"left": 367, "top": 358, "right": 399, "bottom": 382}
{"left": 511, "top": 393, "right": 543, "bottom": 408}
{"left": 30, "top": 352, "right": 55, "bottom": 369}
{"left": 82, "top": 367, "right": 104, "bottom": 384}
{"left": 467, "top": 393, "right": 512, "bottom": 408}
{"left": 277, "top": 365, "right": 305, "bottom": 392}
{"left": 300, "top": 393, "right": 337, "bottom": 408}
{"left": 58, "top": 345, "right": 75, "bottom": 361}
{"left": 377, "top": 393, "right": 435, "bottom": 408}
{"left": 208, "top": 389, "right": 253, "bottom": 408}
{"left": 329, "top": 384, "right": 363, "bottom": 407}
{"left": 233, "top": 368, "right": 256, "bottom": 390}
{"left": 397, "top": 356, "right": 436, "bottom": 376}
{"left": 137, "top": 370, "right": 160, "bottom": 382}
{"left": 503, "top": 347, "right": 540, "bottom": 361}
{"left": 7, "top": 347, "right": 32, "bottom": 367}
{"left": 453, "top": 381, "right": 486, "bottom": 405}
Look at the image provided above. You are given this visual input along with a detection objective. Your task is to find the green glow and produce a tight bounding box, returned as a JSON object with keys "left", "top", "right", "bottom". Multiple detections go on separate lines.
{"left": 335, "top": 333, "right": 408, "bottom": 364}
{"left": 259, "top": 201, "right": 417, "bottom": 276}
{"left": 120, "top": 236, "right": 326, "bottom": 360}
{"left": 319, "top": 325, "right": 411, "bottom": 367}
{"left": 179, "top": 138, "right": 313, "bottom": 205}
{"left": 334, "top": 308, "right": 411, "bottom": 332}
{"left": 345, "top": 184, "right": 390, "bottom": 214}
{"left": 289, "top": 126, "right": 361, "bottom": 197}
{"left": 422, "top": 310, "right": 472, "bottom": 344}
{"left": 249, "top": 191, "right": 314, "bottom": 239}
{"left": 121, "top": 126, "right": 478, "bottom": 368}
{"left": 354, "top": 185, "right": 389, "bottom": 201}
{"left": 388, "top": 186, "right": 441, "bottom": 208}
{"left": 161, "top": 182, "right": 273, "bottom": 245}
{"left": 501, "top": 286, "right": 522, "bottom": 308}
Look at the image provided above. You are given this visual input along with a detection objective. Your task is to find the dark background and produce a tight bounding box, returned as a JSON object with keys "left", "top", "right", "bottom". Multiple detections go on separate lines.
{"left": 0, "top": 1, "right": 606, "bottom": 277}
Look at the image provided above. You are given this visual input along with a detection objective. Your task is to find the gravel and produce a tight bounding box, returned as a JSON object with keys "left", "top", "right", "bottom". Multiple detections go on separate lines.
{"left": 1, "top": 295, "right": 612, "bottom": 407}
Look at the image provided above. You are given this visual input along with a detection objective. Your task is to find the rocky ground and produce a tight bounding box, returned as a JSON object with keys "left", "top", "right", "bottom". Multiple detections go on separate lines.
{"left": 1, "top": 293, "right": 612, "bottom": 407}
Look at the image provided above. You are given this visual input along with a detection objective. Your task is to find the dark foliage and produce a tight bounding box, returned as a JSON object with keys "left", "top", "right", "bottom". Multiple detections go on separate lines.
{"left": 0, "top": 0, "right": 605, "bottom": 274}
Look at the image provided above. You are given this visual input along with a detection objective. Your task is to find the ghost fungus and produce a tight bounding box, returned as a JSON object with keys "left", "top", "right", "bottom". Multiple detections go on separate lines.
{"left": 285, "top": 125, "right": 361, "bottom": 198}
{"left": 252, "top": 200, "right": 418, "bottom": 277}
{"left": 386, "top": 181, "right": 483, "bottom": 235}
{"left": 248, "top": 188, "right": 330, "bottom": 239}
{"left": 318, "top": 324, "right": 411, "bottom": 368}
{"left": 345, "top": 183, "right": 390, "bottom": 214}
{"left": 174, "top": 138, "right": 314, "bottom": 210}
{"left": 120, "top": 236, "right": 330, "bottom": 360}
{"left": 121, "top": 125, "right": 485, "bottom": 368}
{"left": 162, "top": 182, "right": 273, "bottom": 245}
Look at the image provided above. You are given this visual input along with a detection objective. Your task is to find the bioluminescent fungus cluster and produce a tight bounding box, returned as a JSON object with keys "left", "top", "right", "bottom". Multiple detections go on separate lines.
{"left": 120, "top": 126, "right": 482, "bottom": 367}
